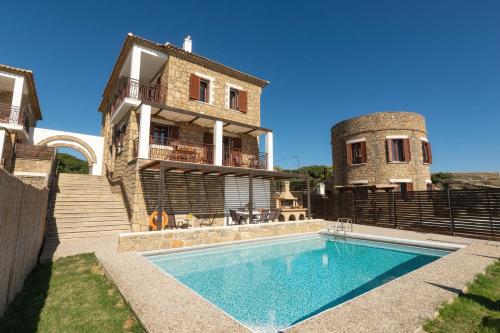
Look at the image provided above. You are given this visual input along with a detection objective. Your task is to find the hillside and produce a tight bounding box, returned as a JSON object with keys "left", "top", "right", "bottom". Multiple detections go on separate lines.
{"left": 56, "top": 153, "right": 89, "bottom": 174}
{"left": 432, "top": 172, "right": 500, "bottom": 189}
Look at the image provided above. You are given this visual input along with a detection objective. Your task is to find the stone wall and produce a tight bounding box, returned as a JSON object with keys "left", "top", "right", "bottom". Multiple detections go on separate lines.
{"left": 164, "top": 55, "right": 262, "bottom": 127}
{"left": 118, "top": 219, "right": 325, "bottom": 252}
{"left": 0, "top": 169, "right": 49, "bottom": 317}
{"left": 331, "top": 112, "right": 431, "bottom": 191}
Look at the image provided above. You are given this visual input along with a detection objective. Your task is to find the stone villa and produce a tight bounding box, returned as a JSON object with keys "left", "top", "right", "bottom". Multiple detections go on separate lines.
{"left": 331, "top": 111, "right": 433, "bottom": 192}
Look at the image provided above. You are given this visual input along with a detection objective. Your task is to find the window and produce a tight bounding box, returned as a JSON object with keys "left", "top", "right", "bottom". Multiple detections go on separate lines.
{"left": 189, "top": 74, "right": 212, "bottom": 103}
{"left": 199, "top": 79, "right": 209, "bottom": 103}
{"left": 393, "top": 182, "right": 413, "bottom": 193}
{"left": 229, "top": 88, "right": 239, "bottom": 110}
{"left": 227, "top": 85, "right": 248, "bottom": 113}
{"left": 113, "top": 121, "right": 127, "bottom": 154}
{"left": 422, "top": 141, "right": 432, "bottom": 164}
{"left": 387, "top": 138, "right": 411, "bottom": 162}
{"left": 351, "top": 142, "right": 363, "bottom": 164}
{"left": 426, "top": 183, "right": 433, "bottom": 191}
{"left": 150, "top": 124, "right": 179, "bottom": 145}
{"left": 346, "top": 140, "right": 367, "bottom": 165}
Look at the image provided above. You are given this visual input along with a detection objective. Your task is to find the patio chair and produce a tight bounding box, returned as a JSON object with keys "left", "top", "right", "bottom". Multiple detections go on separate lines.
{"left": 268, "top": 209, "right": 277, "bottom": 222}
{"left": 166, "top": 212, "right": 178, "bottom": 229}
{"left": 254, "top": 209, "right": 270, "bottom": 223}
{"left": 199, "top": 213, "right": 215, "bottom": 227}
{"left": 229, "top": 209, "right": 246, "bottom": 225}
{"left": 271, "top": 208, "right": 282, "bottom": 222}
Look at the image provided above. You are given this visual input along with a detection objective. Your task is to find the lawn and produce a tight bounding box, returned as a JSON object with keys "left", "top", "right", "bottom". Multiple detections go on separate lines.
{"left": 0, "top": 253, "right": 144, "bottom": 333}
{"left": 424, "top": 260, "right": 500, "bottom": 333}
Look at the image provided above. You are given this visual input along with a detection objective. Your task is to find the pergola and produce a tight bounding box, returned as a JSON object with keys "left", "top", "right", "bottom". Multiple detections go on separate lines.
{"left": 139, "top": 160, "right": 311, "bottom": 230}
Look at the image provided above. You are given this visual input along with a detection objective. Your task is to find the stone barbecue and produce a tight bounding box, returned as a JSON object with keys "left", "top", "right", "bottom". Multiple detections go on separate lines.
{"left": 276, "top": 181, "right": 307, "bottom": 221}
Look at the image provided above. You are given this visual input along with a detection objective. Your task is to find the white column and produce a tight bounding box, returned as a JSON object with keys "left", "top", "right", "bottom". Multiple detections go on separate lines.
{"left": 10, "top": 76, "right": 24, "bottom": 124}
{"left": 0, "top": 129, "right": 5, "bottom": 162}
{"left": 129, "top": 45, "right": 142, "bottom": 98}
{"left": 138, "top": 104, "right": 151, "bottom": 159}
{"left": 213, "top": 120, "right": 223, "bottom": 166}
{"left": 265, "top": 132, "right": 274, "bottom": 171}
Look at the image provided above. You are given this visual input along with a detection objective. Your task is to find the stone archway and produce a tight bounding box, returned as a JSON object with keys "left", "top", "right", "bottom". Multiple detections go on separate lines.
{"left": 32, "top": 128, "right": 104, "bottom": 175}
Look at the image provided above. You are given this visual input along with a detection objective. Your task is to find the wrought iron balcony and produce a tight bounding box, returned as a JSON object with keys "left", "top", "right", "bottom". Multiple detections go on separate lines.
{"left": 111, "top": 77, "right": 166, "bottom": 116}
{"left": 0, "top": 103, "right": 29, "bottom": 132}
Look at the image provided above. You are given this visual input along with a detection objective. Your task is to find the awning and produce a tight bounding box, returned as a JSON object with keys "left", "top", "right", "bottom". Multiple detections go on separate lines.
{"left": 139, "top": 159, "right": 308, "bottom": 180}
{"left": 149, "top": 103, "right": 271, "bottom": 136}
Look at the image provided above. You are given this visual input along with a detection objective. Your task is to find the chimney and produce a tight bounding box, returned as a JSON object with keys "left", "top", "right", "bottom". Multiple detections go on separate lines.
{"left": 183, "top": 35, "right": 192, "bottom": 53}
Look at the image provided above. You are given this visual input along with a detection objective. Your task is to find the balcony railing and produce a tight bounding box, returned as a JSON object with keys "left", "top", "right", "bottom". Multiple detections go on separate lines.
{"left": 224, "top": 148, "right": 268, "bottom": 169}
{"left": 0, "top": 103, "right": 29, "bottom": 132}
{"left": 147, "top": 136, "right": 214, "bottom": 164}
{"left": 111, "top": 77, "right": 166, "bottom": 116}
{"left": 133, "top": 136, "right": 268, "bottom": 169}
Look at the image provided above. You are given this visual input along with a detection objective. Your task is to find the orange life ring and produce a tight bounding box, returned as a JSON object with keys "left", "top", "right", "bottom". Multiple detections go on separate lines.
{"left": 149, "top": 210, "right": 168, "bottom": 230}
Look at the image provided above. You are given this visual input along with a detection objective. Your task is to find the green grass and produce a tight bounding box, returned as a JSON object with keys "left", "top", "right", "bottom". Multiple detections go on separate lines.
{"left": 424, "top": 260, "right": 500, "bottom": 333}
{"left": 0, "top": 253, "right": 144, "bottom": 333}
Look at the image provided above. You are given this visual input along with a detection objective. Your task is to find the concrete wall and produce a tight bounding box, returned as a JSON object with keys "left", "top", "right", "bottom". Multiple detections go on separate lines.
{"left": 30, "top": 127, "right": 104, "bottom": 176}
{"left": 0, "top": 169, "right": 49, "bottom": 317}
{"left": 331, "top": 112, "right": 431, "bottom": 191}
{"left": 118, "top": 219, "right": 325, "bottom": 252}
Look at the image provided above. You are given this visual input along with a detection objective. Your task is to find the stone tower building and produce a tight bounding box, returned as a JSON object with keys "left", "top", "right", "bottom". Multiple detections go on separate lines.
{"left": 331, "top": 112, "right": 432, "bottom": 191}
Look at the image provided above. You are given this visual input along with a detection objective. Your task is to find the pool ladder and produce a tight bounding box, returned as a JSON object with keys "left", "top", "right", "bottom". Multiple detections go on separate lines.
{"left": 328, "top": 218, "right": 353, "bottom": 237}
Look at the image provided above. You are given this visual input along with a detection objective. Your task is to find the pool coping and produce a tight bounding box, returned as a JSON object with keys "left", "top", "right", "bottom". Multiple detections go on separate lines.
{"left": 96, "top": 224, "right": 500, "bottom": 333}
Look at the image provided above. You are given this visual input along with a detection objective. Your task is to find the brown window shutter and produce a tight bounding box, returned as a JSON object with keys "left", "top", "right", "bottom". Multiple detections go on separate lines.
{"left": 189, "top": 74, "right": 200, "bottom": 100}
{"left": 346, "top": 143, "right": 353, "bottom": 165}
{"left": 361, "top": 141, "right": 367, "bottom": 163}
{"left": 171, "top": 126, "right": 180, "bottom": 140}
{"left": 427, "top": 142, "right": 432, "bottom": 164}
{"left": 386, "top": 140, "right": 393, "bottom": 162}
{"left": 203, "top": 132, "right": 213, "bottom": 145}
{"left": 233, "top": 137, "right": 243, "bottom": 149}
{"left": 239, "top": 90, "right": 248, "bottom": 113}
{"left": 406, "top": 182, "right": 413, "bottom": 192}
{"left": 403, "top": 139, "right": 411, "bottom": 162}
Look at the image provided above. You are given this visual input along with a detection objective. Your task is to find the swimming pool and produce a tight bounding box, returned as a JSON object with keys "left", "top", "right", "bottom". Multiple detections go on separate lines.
{"left": 146, "top": 234, "right": 450, "bottom": 332}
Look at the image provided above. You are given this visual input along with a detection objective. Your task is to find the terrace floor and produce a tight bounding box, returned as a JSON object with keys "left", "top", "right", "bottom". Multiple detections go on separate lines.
{"left": 42, "top": 223, "right": 500, "bottom": 332}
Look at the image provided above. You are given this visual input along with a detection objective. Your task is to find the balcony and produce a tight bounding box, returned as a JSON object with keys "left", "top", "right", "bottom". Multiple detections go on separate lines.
{"left": 223, "top": 148, "right": 268, "bottom": 169}
{"left": 133, "top": 137, "right": 268, "bottom": 169}
{"left": 110, "top": 77, "right": 166, "bottom": 118}
{"left": 0, "top": 103, "right": 29, "bottom": 133}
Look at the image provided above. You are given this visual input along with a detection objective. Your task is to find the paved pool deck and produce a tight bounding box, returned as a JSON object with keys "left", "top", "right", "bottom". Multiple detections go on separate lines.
{"left": 45, "top": 223, "right": 500, "bottom": 332}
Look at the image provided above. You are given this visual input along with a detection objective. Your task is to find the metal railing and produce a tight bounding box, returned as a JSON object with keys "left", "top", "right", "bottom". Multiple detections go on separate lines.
{"left": 111, "top": 77, "right": 166, "bottom": 116}
{"left": 149, "top": 136, "right": 214, "bottom": 164}
{"left": 223, "top": 148, "right": 267, "bottom": 169}
{"left": 0, "top": 103, "right": 30, "bottom": 132}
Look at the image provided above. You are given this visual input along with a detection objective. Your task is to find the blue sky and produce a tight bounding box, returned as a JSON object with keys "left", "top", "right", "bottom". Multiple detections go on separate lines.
{"left": 1, "top": 1, "right": 499, "bottom": 171}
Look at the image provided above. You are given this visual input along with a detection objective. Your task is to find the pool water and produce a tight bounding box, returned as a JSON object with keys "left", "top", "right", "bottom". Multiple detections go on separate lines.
{"left": 146, "top": 234, "right": 449, "bottom": 332}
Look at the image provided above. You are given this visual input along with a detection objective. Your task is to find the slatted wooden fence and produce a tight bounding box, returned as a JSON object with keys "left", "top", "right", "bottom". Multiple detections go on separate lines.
{"left": 309, "top": 189, "right": 500, "bottom": 240}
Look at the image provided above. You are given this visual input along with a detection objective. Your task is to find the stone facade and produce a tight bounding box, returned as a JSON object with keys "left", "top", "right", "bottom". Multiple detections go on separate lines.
{"left": 331, "top": 112, "right": 431, "bottom": 191}
{"left": 118, "top": 219, "right": 325, "bottom": 252}
{"left": 164, "top": 55, "right": 262, "bottom": 127}
{"left": 100, "top": 40, "right": 269, "bottom": 232}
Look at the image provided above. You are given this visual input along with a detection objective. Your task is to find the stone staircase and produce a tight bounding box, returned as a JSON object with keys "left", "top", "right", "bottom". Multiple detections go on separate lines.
{"left": 45, "top": 173, "right": 130, "bottom": 243}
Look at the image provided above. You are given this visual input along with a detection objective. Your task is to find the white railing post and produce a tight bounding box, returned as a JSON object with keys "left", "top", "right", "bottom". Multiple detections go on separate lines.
{"left": 265, "top": 131, "right": 273, "bottom": 171}
{"left": 10, "top": 76, "right": 24, "bottom": 124}
{"left": 213, "top": 120, "right": 223, "bottom": 166}
{"left": 138, "top": 104, "right": 151, "bottom": 159}
{"left": 0, "top": 128, "right": 5, "bottom": 162}
{"left": 129, "top": 45, "right": 142, "bottom": 99}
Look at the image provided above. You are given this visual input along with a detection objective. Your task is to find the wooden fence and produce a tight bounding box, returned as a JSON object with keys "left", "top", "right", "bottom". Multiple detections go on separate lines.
{"left": 309, "top": 188, "right": 500, "bottom": 240}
